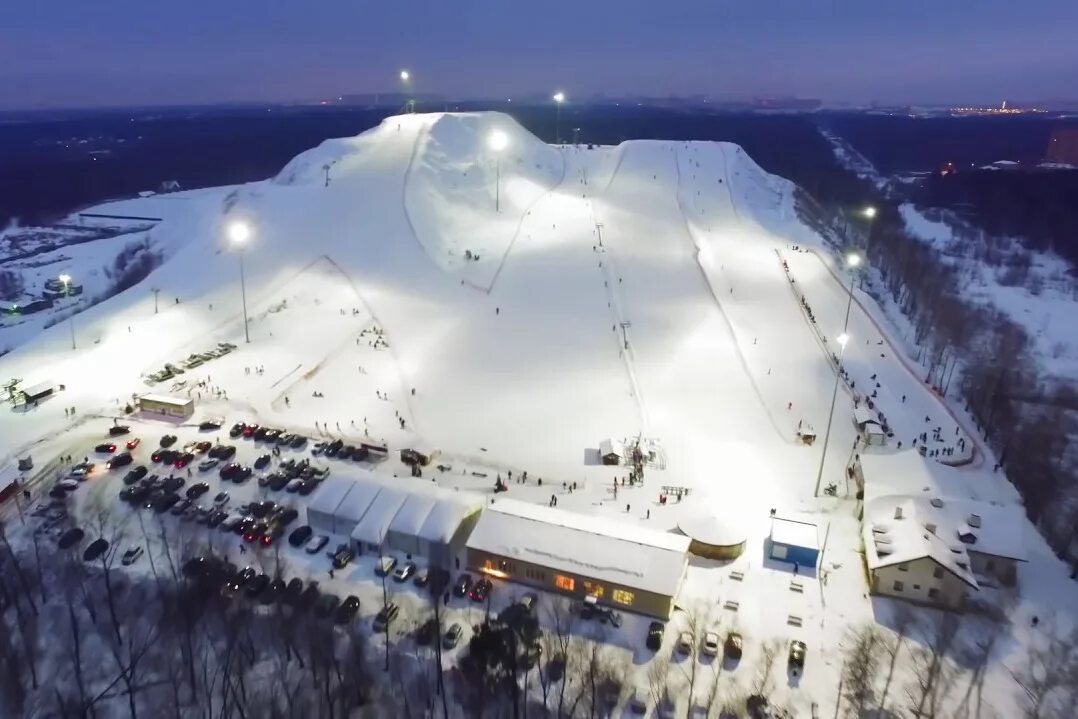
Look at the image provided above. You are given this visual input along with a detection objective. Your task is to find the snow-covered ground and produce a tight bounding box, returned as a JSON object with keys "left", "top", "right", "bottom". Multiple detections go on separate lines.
{"left": 2, "top": 112, "right": 1075, "bottom": 717}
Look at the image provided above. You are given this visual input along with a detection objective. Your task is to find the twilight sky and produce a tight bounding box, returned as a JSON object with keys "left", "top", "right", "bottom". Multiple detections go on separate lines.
{"left": 2, "top": 0, "right": 1076, "bottom": 110}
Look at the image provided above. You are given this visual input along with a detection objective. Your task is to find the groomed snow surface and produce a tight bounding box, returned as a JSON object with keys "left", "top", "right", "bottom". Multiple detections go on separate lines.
{"left": 2, "top": 112, "right": 1075, "bottom": 718}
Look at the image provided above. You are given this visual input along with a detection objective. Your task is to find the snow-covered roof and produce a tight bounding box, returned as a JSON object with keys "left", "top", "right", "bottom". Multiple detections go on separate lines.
{"left": 599, "top": 438, "right": 624, "bottom": 457}
{"left": 307, "top": 476, "right": 356, "bottom": 517}
{"left": 417, "top": 493, "right": 483, "bottom": 544}
{"left": 862, "top": 497, "right": 979, "bottom": 588}
{"left": 859, "top": 450, "right": 1027, "bottom": 583}
{"left": 466, "top": 498, "right": 690, "bottom": 597}
{"left": 677, "top": 507, "right": 747, "bottom": 547}
{"left": 138, "top": 392, "right": 193, "bottom": 406}
{"left": 388, "top": 493, "right": 438, "bottom": 539}
{"left": 334, "top": 473, "right": 387, "bottom": 527}
{"left": 770, "top": 517, "right": 819, "bottom": 550}
{"left": 853, "top": 405, "right": 876, "bottom": 426}
{"left": 350, "top": 485, "right": 409, "bottom": 546}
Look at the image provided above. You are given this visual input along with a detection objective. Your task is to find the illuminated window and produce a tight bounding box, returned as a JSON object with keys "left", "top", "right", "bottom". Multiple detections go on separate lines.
{"left": 554, "top": 575, "right": 575, "bottom": 591}
{"left": 583, "top": 581, "right": 605, "bottom": 598}
{"left": 483, "top": 559, "right": 496, "bottom": 571}
{"left": 612, "top": 589, "right": 634, "bottom": 605}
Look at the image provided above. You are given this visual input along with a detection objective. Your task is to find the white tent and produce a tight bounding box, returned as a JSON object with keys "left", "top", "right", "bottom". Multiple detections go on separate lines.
{"left": 305, "top": 477, "right": 355, "bottom": 533}
{"left": 385, "top": 494, "right": 437, "bottom": 556}
{"left": 350, "top": 485, "right": 409, "bottom": 551}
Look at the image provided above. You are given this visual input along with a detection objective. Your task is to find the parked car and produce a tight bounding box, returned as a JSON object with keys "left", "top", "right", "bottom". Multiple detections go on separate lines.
{"left": 83, "top": 538, "right": 109, "bottom": 562}
{"left": 173, "top": 452, "right": 195, "bottom": 469}
{"left": 788, "top": 640, "right": 807, "bottom": 671}
{"left": 123, "top": 466, "right": 148, "bottom": 485}
{"left": 125, "top": 437, "right": 142, "bottom": 450}
{"left": 285, "top": 478, "right": 305, "bottom": 493}
{"left": 106, "top": 451, "right": 133, "bottom": 469}
{"left": 283, "top": 578, "right": 305, "bottom": 605}
{"left": 375, "top": 555, "right": 397, "bottom": 577}
{"left": 442, "top": 622, "right": 464, "bottom": 649}
{"left": 289, "top": 525, "right": 313, "bottom": 547}
{"left": 299, "top": 583, "right": 322, "bottom": 612}
{"left": 413, "top": 567, "right": 430, "bottom": 588}
{"left": 392, "top": 562, "right": 416, "bottom": 583}
{"left": 229, "top": 422, "right": 246, "bottom": 438}
{"left": 69, "top": 463, "right": 94, "bottom": 479}
{"left": 170, "top": 498, "right": 193, "bottom": 516}
{"left": 701, "top": 631, "right": 720, "bottom": 658}
{"left": 95, "top": 443, "right": 117, "bottom": 454}
{"left": 676, "top": 631, "right": 693, "bottom": 655}
{"left": 212, "top": 491, "right": 230, "bottom": 506}
{"left": 315, "top": 593, "right": 340, "bottom": 619}
{"left": 198, "top": 458, "right": 219, "bottom": 472}
{"left": 724, "top": 632, "right": 743, "bottom": 661}
{"left": 372, "top": 602, "right": 399, "bottom": 632}
{"left": 121, "top": 546, "right": 144, "bottom": 566}
{"left": 199, "top": 418, "right": 223, "bottom": 431}
{"left": 159, "top": 434, "right": 177, "bottom": 447}
{"left": 108, "top": 425, "right": 131, "bottom": 436}
{"left": 245, "top": 574, "right": 270, "bottom": 598}
{"left": 254, "top": 454, "right": 271, "bottom": 470}
{"left": 468, "top": 578, "right": 492, "bottom": 603}
{"left": 335, "top": 595, "right": 361, "bottom": 624}
{"left": 305, "top": 535, "right": 329, "bottom": 554}
{"left": 186, "top": 482, "right": 210, "bottom": 499}
{"left": 332, "top": 547, "right": 355, "bottom": 569}
{"left": 453, "top": 573, "right": 472, "bottom": 597}
{"left": 646, "top": 622, "right": 665, "bottom": 651}
{"left": 242, "top": 424, "right": 260, "bottom": 439}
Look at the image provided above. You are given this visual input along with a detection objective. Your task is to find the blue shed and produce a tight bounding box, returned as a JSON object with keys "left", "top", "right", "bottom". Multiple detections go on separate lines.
{"left": 768, "top": 517, "right": 820, "bottom": 568}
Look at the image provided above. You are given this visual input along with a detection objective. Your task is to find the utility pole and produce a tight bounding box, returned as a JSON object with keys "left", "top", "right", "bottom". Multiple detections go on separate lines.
{"left": 323, "top": 163, "right": 332, "bottom": 188}
{"left": 572, "top": 127, "right": 581, "bottom": 145}
{"left": 619, "top": 321, "right": 631, "bottom": 350}
{"left": 595, "top": 222, "right": 604, "bottom": 248}
{"left": 152, "top": 288, "right": 160, "bottom": 314}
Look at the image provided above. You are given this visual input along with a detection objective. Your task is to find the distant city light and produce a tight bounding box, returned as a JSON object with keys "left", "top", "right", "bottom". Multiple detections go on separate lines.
{"left": 553, "top": 92, "right": 566, "bottom": 103}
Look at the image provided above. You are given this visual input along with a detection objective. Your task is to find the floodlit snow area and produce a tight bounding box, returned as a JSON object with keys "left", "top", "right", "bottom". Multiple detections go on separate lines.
{"left": 2, "top": 112, "right": 1077, "bottom": 717}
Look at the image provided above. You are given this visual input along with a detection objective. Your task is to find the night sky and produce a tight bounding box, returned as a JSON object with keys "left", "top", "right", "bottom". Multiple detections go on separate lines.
{"left": 2, "top": 0, "right": 1076, "bottom": 110}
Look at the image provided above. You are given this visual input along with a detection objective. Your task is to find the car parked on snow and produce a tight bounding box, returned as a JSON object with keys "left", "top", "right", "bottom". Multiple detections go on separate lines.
{"left": 372, "top": 602, "right": 399, "bottom": 632}
{"left": 121, "top": 546, "right": 144, "bottom": 566}
{"left": 305, "top": 535, "right": 329, "bottom": 554}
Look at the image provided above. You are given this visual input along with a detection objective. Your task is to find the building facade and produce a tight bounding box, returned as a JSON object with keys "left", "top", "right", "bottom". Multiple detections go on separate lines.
{"left": 138, "top": 393, "right": 194, "bottom": 419}
{"left": 869, "top": 556, "right": 972, "bottom": 609}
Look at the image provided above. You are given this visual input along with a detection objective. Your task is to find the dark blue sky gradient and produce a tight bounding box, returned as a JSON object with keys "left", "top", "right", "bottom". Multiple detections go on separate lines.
{"left": 2, "top": 0, "right": 1076, "bottom": 109}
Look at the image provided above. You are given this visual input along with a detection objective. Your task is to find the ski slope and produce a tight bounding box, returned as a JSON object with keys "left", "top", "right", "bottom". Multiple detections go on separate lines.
{"left": 1, "top": 111, "right": 1073, "bottom": 718}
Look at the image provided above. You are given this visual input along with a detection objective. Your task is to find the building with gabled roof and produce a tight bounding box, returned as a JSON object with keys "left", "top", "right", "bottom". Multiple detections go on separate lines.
{"left": 858, "top": 451, "right": 1028, "bottom": 609}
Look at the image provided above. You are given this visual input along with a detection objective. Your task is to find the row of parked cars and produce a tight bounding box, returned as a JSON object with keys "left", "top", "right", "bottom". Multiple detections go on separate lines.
{"left": 230, "top": 422, "right": 307, "bottom": 449}
{"left": 145, "top": 342, "right": 236, "bottom": 383}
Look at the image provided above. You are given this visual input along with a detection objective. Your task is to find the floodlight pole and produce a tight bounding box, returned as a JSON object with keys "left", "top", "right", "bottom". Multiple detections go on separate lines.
{"left": 813, "top": 266, "right": 858, "bottom": 498}
{"left": 238, "top": 249, "right": 250, "bottom": 344}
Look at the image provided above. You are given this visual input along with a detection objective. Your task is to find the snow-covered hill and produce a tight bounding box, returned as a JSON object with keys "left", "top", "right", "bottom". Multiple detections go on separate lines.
{"left": 1, "top": 112, "right": 1074, "bottom": 718}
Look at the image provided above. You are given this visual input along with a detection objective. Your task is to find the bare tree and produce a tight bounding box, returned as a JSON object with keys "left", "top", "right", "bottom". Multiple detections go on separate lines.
{"left": 1012, "top": 621, "right": 1078, "bottom": 719}
{"left": 878, "top": 603, "right": 914, "bottom": 712}
{"left": 841, "top": 623, "right": 884, "bottom": 717}
{"left": 906, "top": 612, "right": 960, "bottom": 718}
{"left": 751, "top": 639, "right": 781, "bottom": 698}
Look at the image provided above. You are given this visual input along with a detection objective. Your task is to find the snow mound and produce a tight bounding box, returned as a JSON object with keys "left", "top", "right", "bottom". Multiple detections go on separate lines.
{"left": 404, "top": 112, "right": 563, "bottom": 275}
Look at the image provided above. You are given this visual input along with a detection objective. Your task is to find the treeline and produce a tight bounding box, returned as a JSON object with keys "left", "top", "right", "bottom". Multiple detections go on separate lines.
{"left": 778, "top": 125, "right": 1078, "bottom": 559}
{"left": 917, "top": 169, "right": 1078, "bottom": 266}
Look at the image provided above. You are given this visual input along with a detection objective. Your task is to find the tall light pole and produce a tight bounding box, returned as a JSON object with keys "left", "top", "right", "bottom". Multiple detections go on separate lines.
{"left": 857, "top": 206, "right": 876, "bottom": 287}
{"left": 488, "top": 129, "right": 508, "bottom": 212}
{"left": 813, "top": 252, "right": 861, "bottom": 497}
{"left": 228, "top": 221, "right": 252, "bottom": 344}
{"left": 400, "top": 70, "right": 414, "bottom": 113}
{"left": 552, "top": 92, "right": 565, "bottom": 144}
{"left": 59, "top": 273, "right": 76, "bottom": 350}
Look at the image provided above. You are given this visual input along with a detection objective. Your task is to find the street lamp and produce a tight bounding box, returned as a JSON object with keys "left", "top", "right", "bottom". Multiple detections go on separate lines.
{"left": 552, "top": 92, "right": 565, "bottom": 144}
{"left": 59, "top": 273, "right": 76, "bottom": 350}
{"left": 400, "top": 70, "right": 414, "bottom": 113}
{"left": 813, "top": 253, "right": 861, "bottom": 497}
{"left": 227, "top": 221, "right": 252, "bottom": 344}
{"left": 488, "top": 130, "right": 508, "bottom": 212}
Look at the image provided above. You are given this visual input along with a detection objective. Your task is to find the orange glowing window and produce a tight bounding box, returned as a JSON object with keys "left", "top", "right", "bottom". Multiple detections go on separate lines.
{"left": 612, "top": 589, "right": 634, "bottom": 605}
{"left": 554, "top": 575, "right": 575, "bottom": 591}
{"left": 583, "top": 581, "right": 605, "bottom": 598}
